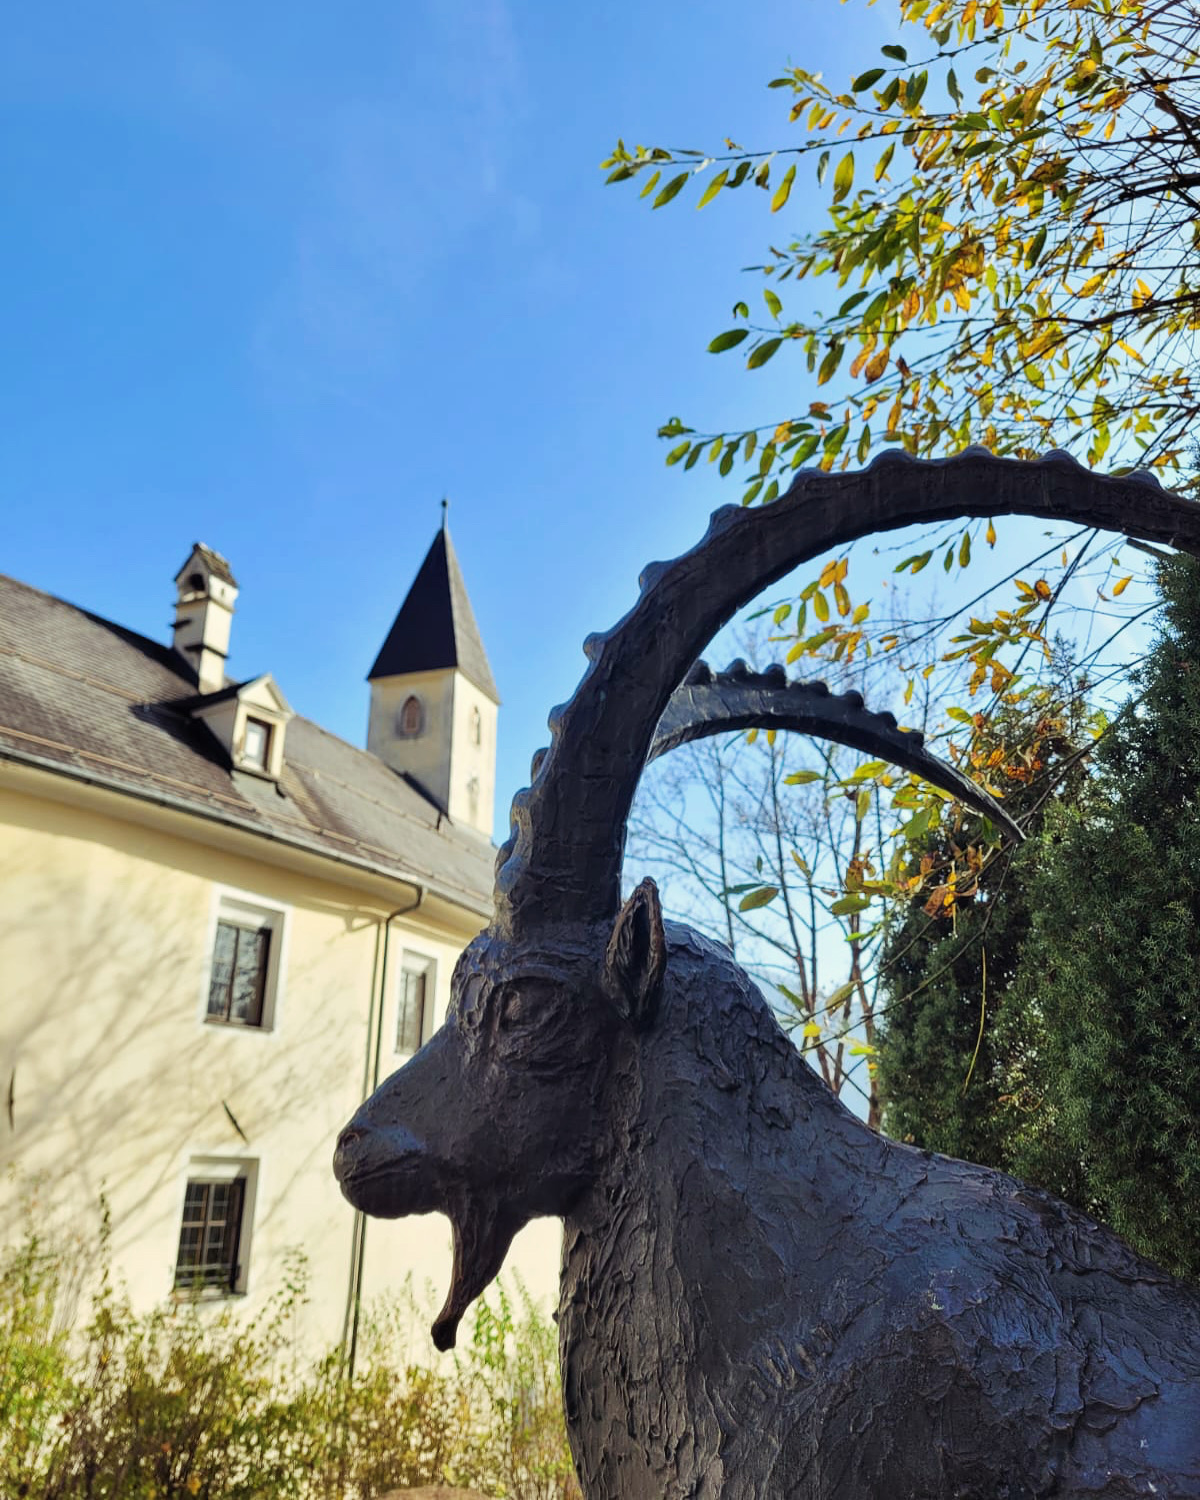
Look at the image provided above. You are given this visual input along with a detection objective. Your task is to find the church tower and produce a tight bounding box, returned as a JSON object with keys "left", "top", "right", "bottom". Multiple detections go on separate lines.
{"left": 366, "top": 514, "right": 499, "bottom": 839}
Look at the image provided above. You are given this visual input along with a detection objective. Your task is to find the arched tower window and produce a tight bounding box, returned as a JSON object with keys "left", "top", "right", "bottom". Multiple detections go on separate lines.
{"left": 397, "top": 695, "right": 424, "bottom": 738}
{"left": 470, "top": 705, "right": 482, "bottom": 746}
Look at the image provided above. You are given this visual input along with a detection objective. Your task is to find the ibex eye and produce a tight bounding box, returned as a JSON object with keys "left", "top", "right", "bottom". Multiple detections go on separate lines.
{"left": 497, "top": 989, "right": 526, "bottom": 1029}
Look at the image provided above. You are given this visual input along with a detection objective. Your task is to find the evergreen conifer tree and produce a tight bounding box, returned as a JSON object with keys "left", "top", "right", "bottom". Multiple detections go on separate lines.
{"left": 1010, "top": 557, "right": 1200, "bottom": 1279}
{"left": 876, "top": 668, "right": 1096, "bottom": 1203}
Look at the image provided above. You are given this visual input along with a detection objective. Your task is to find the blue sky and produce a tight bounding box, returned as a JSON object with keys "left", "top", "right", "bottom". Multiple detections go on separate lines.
{"left": 1, "top": 0, "right": 907, "bottom": 831}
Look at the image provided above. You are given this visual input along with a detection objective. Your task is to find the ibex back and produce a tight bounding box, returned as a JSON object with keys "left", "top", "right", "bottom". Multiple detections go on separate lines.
{"left": 336, "top": 450, "right": 1200, "bottom": 1499}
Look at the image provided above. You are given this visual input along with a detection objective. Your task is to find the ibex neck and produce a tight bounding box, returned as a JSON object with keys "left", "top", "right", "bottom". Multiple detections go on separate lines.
{"left": 559, "top": 931, "right": 890, "bottom": 1498}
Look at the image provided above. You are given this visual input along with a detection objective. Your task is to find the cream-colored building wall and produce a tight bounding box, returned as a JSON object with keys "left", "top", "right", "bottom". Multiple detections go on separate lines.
{"left": 0, "top": 773, "right": 560, "bottom": 1355}
{"left": 367, "top": 668, "right": 456, "bottom": 813}
{"left": 447, "top": 671, "right": 497, "bottom": 840}
{"left": 367, "top": 669, "right": 497, "bottom": 840}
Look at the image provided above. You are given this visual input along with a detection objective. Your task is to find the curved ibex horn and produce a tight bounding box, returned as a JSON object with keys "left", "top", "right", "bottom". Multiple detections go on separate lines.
{"left": 648, "top": 660, "right": 1024, "bottom": 844}
{"left": 495, "top": 449, "right": 1197, "bottom": 933}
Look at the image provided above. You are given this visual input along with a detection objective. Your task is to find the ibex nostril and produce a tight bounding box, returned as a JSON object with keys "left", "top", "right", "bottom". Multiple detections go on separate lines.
{"left": 336, "top": 1125, "right": 366, "bottom": 1155}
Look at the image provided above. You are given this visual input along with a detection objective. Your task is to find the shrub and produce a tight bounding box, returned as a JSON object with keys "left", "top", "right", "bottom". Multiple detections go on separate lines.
{"left": 0, "top": 1193, "right": 578, "bottom": 1500}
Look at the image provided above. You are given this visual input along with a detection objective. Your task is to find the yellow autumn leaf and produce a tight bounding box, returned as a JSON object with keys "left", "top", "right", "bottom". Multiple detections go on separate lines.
{"left": 1112, "top": 574, "right": 1132, "bottom": 596}
{"left": 986, "top": 518, "right": 997, "bottom": 547}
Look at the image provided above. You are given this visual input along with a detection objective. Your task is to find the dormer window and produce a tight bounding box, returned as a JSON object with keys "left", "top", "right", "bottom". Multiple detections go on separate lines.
{"left": 398, "top": 695, "right": 424, "bottom": 738}
{"left": 173, "top": 673, "right": 293, "bottom": 782}
{"left": 242, "top": 717, "right": 271, "bottom": 772}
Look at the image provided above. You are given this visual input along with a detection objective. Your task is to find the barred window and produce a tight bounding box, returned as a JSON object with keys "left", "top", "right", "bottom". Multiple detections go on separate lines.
{"left": 174, "top": 1177, "right": 246, "bottom": 1292}
{"left": 397, "top": 964, "right": 427, "bottom": 1055}
{"left": 207, "top": 920, "right": 270, "bottom": 1027}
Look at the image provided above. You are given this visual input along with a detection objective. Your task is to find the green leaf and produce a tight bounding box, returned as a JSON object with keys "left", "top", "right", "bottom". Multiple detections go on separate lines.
{"left": 831, "top": 893, "right": 871, "bottom": 916}
{"left": 947, "top": 67, "right": 962, "bottom": 105}
{"left": 1026, "top": 226, "right": 1048, "bottom": 267}
{"left": 652, "top": 171, "right": 689, "bottom": 209}
{"left": 853, "top": 67, "right": 886, "bottom": 92}
{"left": 696, "top": 167, "right": 729, "bottom": 209}
{"left": 748, "top": 337, "right": 784, "bottom": 369}
{"left": 959, "top": 530, "right": 971, "bottom": 567}
{"left": 785, "top": 769, "right": 823, "bottom": 785}
{"left": 709, "top": 328, "right": 750, "bottom": 353}
{"left": 875, "top": 142, "right": 896, "bottom": 182}
{"left": 882, "top": 43, "right": 907, "bottom": 61}
{"left": 771, "top": 163, "right": 796, "bottom": 213}
{"left": 816, "top": 150, "right": 830, "bottom": 185}
{"left": 764, "top": 287, "right": 783, "bottom": 318}
{"left": 666, "top": 440, "right": 691, "bottom": 466}
{"left": 739, "top": 885, "right": 780, "bottom": 911}
{"left": 638, "top": 169, "right": 662, "bottom": 199}
{"left": 817, "top": 343, "right": 843, "bottom": 385}
{"left": 833, "top": 151, "right": 856, "bottom": 204}
{"left": 855, "top": 786, "right": 871, "bottom": 821}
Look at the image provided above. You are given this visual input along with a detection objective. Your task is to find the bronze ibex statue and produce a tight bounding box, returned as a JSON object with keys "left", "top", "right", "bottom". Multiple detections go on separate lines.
{"left": 336, "top": 450, "right": 1200, "bottom": 1498}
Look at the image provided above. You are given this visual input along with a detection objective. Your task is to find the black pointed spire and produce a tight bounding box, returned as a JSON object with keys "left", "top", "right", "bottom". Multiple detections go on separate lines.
{"left": 367, "top": 524, "right": 499, "bottom": 702}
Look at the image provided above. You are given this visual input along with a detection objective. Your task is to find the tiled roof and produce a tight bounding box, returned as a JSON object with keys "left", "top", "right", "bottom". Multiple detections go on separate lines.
{"left": 367, "top": 526, "right": 499, "bottom": 702}
{"left": 0, "top": 573, "right": 494, "bottom": 916}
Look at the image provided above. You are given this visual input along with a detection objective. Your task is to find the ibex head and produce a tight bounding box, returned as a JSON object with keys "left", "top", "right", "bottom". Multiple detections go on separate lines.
{"left": 335, "top": 449, "right": 1200, "bottom": 1349}
{"left": 335, "top": 880, "right": 666, "bottom": 1349}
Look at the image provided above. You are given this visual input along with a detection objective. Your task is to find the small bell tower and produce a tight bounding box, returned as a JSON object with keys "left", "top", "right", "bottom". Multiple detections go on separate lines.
{"left": 367, "top": 506, "right": 499, "bottom": 838}
{"left": 172, "top": 543, "right": 238, "bottom": 694}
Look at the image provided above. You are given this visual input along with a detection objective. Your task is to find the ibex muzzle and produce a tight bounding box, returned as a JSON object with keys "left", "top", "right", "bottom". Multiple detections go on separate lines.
{"left": 338, "top": 451, "right": 1200, "bottom": 1496}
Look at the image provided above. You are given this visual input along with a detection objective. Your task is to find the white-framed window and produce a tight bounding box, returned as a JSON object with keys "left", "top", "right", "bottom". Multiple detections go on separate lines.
{"left": 174, "top": 1156, "right": 258, "bottom": 1296}
{"left": 204, "top": 891, "right": 288, "bottom": 1031}
{"left": 396, "top": 950, "right": 435, "bottom": 1055}
{"left": 241, "top": 716, "right": 272, "bottom": 771}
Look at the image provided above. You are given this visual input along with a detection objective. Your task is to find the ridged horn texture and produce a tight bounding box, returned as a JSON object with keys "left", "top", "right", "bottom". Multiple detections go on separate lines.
{"left": 648, "top": 664, "right": 1025, "bottom": 845}
{"left": 494, "top": 448, "right": 1200, "bottom": 932}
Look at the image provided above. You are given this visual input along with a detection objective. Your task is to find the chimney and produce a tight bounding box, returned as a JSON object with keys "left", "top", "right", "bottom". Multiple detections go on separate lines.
{"left": 172, "top": 543, "right": 238, "bottom": 694}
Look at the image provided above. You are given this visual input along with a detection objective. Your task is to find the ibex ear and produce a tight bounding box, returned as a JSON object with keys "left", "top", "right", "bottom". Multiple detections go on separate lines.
{"left": 604, "top": 877, "right": 667, "bottom": 1030}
